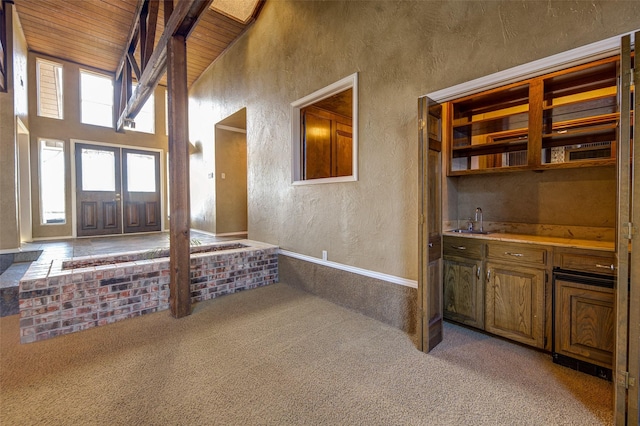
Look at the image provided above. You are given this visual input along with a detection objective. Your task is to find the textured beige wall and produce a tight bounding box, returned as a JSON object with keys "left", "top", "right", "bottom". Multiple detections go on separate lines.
{"left": 0, "top": 5, "right": 28, "bottom": 250}
{"left": 188, "top": 0, "right": 640, "bottom": 280}
{"left": 27, "top": 53, "right": 169, "bottom": 239}
{"left": 215, "top": 129, "right": 247, "bottom": 234}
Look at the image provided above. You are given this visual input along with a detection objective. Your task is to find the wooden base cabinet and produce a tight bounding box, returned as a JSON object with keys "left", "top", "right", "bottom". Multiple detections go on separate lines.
{"left": 485, "top": 262, "right": 545, "bottom": 348}
{"left": 443, "top": 257, "right": 484, "bottom": 329}
{"left": 443, "top": 236, "right": 484, "bottom": 329}
{"left": 554, "top": 279, "right": 614, "bottom": 369}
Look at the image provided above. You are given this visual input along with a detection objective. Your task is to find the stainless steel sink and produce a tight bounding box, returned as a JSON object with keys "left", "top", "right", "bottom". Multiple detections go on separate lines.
{"left": 448, "top": 229, "right": 491, "bottom": 235}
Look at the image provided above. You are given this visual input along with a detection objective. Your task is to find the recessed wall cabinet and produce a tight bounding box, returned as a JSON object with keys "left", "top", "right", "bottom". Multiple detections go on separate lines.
{"left": 485, "top": 242, "right": 548, "bottom": 349}
{"left": 301, "top": 105, "right": 353, "bottom": 180}
{"left": 442, "top": 236, "right": 547, "bottom": 349}
{"left": 447, "top": 57, "right": 619, "bottom": 175}
{"left": 553, "top": 248, "right": 616, "bottom": 372}
{"left": 443, "top": 237, "right": 484, "bottom": 329}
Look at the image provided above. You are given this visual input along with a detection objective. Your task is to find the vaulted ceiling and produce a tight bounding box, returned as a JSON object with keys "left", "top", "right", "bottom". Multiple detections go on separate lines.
{"left": 13, "top": 0, "right": 263, "bottom": 88}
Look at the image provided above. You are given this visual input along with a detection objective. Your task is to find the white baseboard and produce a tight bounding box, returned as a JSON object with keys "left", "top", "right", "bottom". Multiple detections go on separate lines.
{"left": 279, "top": 249, "right": 418, "bottom": 289}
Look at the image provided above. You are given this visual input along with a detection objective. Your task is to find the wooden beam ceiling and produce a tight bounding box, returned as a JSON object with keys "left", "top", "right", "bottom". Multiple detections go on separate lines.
{"left": 13, "top": 0, "right": 261, "bottom": 89}
{"left": 115, "top": 0, "right": 215, "bottom": 131}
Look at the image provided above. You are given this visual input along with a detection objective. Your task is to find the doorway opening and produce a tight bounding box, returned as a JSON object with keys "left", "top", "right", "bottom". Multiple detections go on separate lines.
{"left": 214, "top": 109, "right": 247, "bottom": 236}
{"left": 72, "top": 141, "right": 162, "bottom": 237}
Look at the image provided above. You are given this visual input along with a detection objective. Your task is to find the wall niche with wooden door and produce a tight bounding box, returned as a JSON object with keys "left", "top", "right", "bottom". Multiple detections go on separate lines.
{"left": 301, "top": 101, "right": 352, "bottom": 180}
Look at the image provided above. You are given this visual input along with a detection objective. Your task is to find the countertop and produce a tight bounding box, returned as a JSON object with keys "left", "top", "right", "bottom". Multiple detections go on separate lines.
{"left": 442, "top": 231, "right": 615, "bottom": 252}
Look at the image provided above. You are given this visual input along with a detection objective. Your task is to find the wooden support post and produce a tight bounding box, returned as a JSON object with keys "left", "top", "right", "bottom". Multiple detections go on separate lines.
{"left": 167, "top": 33, "right": 191, "bottom": 318}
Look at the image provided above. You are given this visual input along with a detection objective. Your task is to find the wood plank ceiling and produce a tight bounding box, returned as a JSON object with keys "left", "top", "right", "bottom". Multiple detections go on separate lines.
{"left": 13, "top": 0, "right": 261, "bottom": 88}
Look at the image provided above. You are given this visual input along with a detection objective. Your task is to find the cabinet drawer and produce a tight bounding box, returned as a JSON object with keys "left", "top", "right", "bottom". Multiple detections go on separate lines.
{"left": 486, "top": 242, "right": 547, "bottom": 265}
{"left": 443, "top": 237, "right": 483, "bottom": 259}
{"left": 553, "top": 249, "right": 616, "bottom": 276}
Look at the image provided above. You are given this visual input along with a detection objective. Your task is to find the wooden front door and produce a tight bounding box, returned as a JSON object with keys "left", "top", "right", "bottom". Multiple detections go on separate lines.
{"left": 76, "top": 143, "right": 122, "bottom": 236}
{"left": 122, "top": 149, "right": 161, "bottom": 234}
{"left": 418, "top": 96, "right": 444, "bottom": 352}
{"left": 76, "top": 143, "right": 161, "bottom": 237}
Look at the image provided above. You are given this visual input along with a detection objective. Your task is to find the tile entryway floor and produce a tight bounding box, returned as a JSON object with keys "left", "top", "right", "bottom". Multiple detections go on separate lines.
{"left": 19, "top": 230, "right": 246, "bottom": 261}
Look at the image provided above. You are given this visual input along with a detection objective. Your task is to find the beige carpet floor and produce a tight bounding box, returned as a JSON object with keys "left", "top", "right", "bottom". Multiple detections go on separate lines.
{"left": 0, "top": 283, "right": 612, "bottom": 425}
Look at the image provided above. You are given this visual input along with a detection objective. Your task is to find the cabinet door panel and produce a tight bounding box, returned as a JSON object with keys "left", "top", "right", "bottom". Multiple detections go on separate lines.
{"left": 443, "top": 257, "right": 483, "bottom": 329}
{"left": 486, "top": 263, "right": 545, "bottom": 348}
{"left": 555, "top": 279, "right": 614, "bottom": 368}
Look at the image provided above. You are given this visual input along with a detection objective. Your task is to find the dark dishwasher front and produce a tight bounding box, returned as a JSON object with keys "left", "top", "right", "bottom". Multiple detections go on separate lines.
{"left": 552, "top": 269, "right": 615, "bottom": 381}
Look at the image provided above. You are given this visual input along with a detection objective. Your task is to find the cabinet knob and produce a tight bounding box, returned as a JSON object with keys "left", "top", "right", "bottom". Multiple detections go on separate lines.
{"left": 454, "top": 246, "right": 466, "bottom": 250}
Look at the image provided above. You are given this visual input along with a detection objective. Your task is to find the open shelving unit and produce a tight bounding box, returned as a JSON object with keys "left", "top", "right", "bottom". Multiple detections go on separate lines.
{"left": 447, "top": 56, "right": 623, "bottom": 175}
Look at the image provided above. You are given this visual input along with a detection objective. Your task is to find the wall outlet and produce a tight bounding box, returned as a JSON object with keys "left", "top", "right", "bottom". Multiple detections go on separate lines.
{"left": 322, "top": 250, "right": 328, "bottom": 261}
{"left": 221, "top": 172, "right": 226, "bottom": 179}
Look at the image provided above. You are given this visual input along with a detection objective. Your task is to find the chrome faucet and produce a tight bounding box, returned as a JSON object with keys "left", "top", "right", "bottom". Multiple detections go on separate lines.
{"left": 475, "top": 207, "right": 483, "bottom": 233}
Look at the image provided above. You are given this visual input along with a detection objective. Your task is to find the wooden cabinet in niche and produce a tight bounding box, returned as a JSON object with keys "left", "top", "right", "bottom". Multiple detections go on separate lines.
{"left": 446, "top": 56, "right": 620, "bottom": 176}
{"left": 554, "top": 279, "right": 614, "bottom": 369}
{"left": 552, "top": 247, "right": 615, "bottom": 370}
{"left": 540, "top": 57, "right": 618, "bottom": 168}
{"left": 449, "top": 83, "right": 530, "bottom": 174}
{"left": 443, "top": 236, "right": 484, "bottom": 328}
{"left": 443, "top": 257, "right": 484, "bottom": 328}
{"left": 485, "top": 262, "right": 546, "bottom": 349}
{"left": 484, "top": 241, "right": 548, "bottom": 349}
{"left": 301, "top": 105, "right": 353, "bottom": 180}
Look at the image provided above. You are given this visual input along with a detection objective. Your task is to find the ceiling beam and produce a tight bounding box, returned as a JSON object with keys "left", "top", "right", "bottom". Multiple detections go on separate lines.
{"left": 116, "top": 0, "right": 213, "bottom": 131}
{"left": 115, "top": 0, "right": 145, "bottom": 81}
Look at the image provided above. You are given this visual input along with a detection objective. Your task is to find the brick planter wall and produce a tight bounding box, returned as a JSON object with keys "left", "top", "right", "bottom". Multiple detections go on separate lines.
{"left": 19, "top": 241, "right": 278, "bottom": 343}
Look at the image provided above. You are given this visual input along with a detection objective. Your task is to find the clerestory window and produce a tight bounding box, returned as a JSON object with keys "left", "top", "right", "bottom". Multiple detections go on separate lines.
{"left": 80, "top": 70, "right": 113, "bottom": 128}
{"left": 37, "top": 58, "right": 63, "bottom": 119}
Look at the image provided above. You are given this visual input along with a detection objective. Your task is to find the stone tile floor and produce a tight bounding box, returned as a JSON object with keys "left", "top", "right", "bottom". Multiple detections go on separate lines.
{"left": 20, "top": 230, "right": 244, "bottom": 259}
{"left": 0, "top": 230, "right": 247, "bottom": 317}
